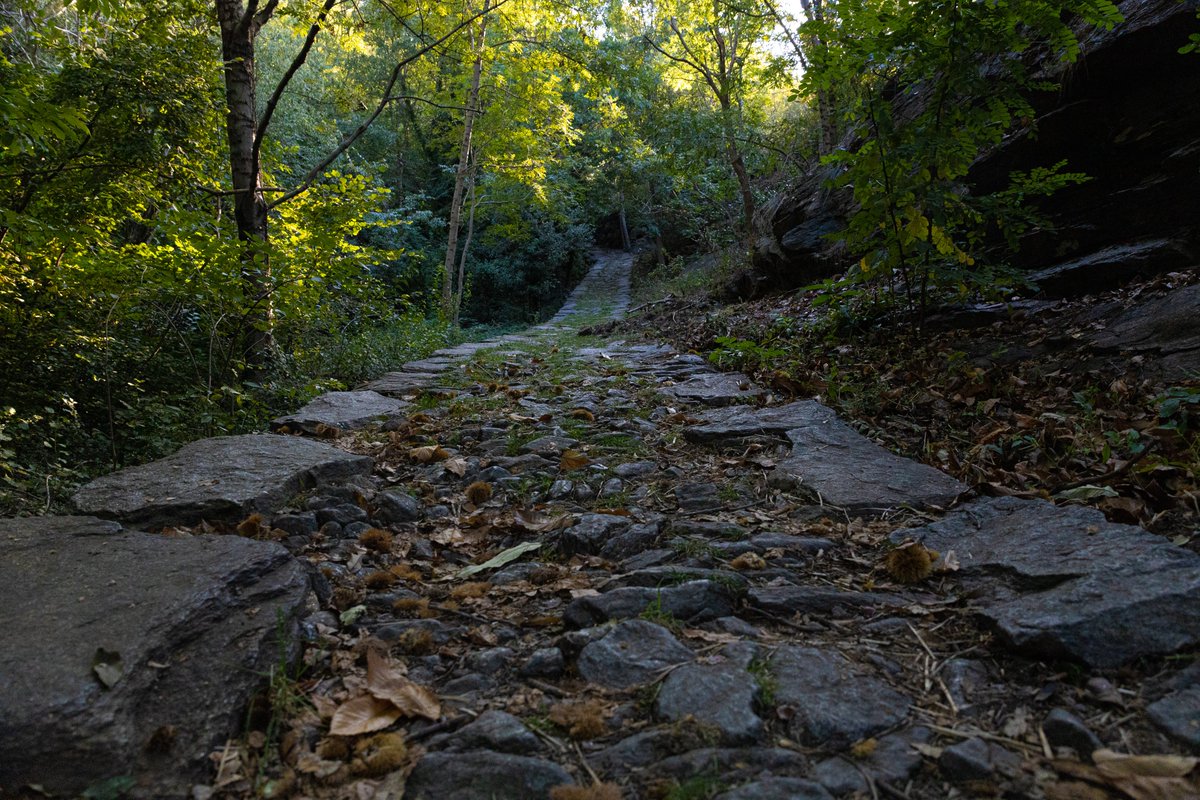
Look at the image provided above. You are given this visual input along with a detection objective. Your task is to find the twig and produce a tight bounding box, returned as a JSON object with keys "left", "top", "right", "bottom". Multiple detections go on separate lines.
{"left": 527, "top": 678, "right": 568, "bottom": 698}
{"left": 574, "top": 741, "right": 602, "bottom": 786}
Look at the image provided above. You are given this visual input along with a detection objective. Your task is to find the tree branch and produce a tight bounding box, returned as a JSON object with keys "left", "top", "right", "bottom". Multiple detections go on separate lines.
{"left": 256, "top": 0, "right": 339, "bottom": 160}
{"left": 268, "top": 0, "right": 510, "bottom": 210}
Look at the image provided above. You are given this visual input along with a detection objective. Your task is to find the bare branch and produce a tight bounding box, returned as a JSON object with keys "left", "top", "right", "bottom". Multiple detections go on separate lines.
{"left": 256, "top": 0, "right": 339, "bottom": 159}
{"left": 268, "top": 0, "right": 511, "bottom": 209}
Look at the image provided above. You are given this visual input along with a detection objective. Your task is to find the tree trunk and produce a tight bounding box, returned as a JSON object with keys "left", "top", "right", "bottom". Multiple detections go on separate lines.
{"left": 215, "top": 0, "right": 275, "bottom": 368}
{"left": 618, "top": 205, "right": 631, "bottom": 251}
{"left": 441, "top": 0, "right": 490, "bottom": 319}
{"left": 452, "top": 166, "right": 478, "bottom": 325}
{"left": 718, "top": 95, "right": 756, "bottom": 237}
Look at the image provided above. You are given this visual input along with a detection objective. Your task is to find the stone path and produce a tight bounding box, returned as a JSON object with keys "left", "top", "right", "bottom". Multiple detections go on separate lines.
{"left": 4, "top": 250, "right": 1200, "bottom": 798}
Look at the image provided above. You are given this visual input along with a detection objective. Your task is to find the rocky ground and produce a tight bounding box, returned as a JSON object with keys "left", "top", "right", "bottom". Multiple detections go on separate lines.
{"left": 3, "top": 251, "right": 1200, "bottom": 800}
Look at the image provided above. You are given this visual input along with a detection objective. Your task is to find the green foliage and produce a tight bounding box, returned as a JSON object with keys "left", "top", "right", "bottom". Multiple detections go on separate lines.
{"left": 803, "top": 0, "right": 1122, "bottom": 319}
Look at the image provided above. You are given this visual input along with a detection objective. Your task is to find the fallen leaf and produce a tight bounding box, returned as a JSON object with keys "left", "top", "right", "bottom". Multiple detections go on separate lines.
{"left": 1056, "top": 484, "right": 1119, "bottom": 501}
{"left": 329, "top": 695, "right": 403, "bottom": 736}
{"left": 560, "top": 449, "right": 590, "bottom": 471}
{"left": 410, "top": 445, "right": 450, "bottom": 463}
{"left": 92, "top": 648, "right": 123, "bottom": 689}
{"left": 367, "top": 650, "right": 441, "bottom": 721}
{"left": 1093, "top": 749, "right": 1198, "bottom": 779}
{"left": 443, "top": 457, "right": 469, "bottom": 477}
{"left": 456, "top": 541, "right": 543, "bottom": 579}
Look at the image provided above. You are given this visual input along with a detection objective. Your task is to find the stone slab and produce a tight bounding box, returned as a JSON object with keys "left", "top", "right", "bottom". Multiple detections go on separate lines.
{"left": 769, "top": 416, "right": 967, "bottom": 512}
{"left": 271, "top": 390, "right": 409, "bottom": 433}
{"left": 659, "top": 372, "right": 764, "bottom": 407}
{"left": 72, "top": 434, "right": 373, "bottom": 527}
{"left": 362, "top": 371, "right": 444, "bottom": 396}
{"left": 0, "top": 516, "right": 309, "bottom": 797}
{"left": 900, "top": 496, "right": 1200, "bottom": 667}
{"left": 684, "top": 400, "right": 835, "bottom": 444}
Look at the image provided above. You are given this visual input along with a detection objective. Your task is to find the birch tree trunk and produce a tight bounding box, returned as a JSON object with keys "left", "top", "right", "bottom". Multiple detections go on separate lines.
{"left": 441, "top": 0, "right": 490, "bottom": 319}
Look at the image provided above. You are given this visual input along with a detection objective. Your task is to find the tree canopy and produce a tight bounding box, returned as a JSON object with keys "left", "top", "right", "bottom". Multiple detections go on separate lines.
{"left": 1, "top": 0, "right": 1141, "bottom": 511}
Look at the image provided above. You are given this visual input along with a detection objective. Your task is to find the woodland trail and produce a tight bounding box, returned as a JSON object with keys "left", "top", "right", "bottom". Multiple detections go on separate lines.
{"left": 6, "top": 250, "right": 1200, "bottom": 799}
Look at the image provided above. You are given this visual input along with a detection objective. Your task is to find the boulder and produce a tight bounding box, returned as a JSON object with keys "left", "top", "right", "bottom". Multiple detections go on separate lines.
{"left": 72, "top": 434, "right": 373, "bottom": 528}
{"left": 271, "top": 390, "right": 409, "bottom": 433}
{"left": 1088, "top": 282, "right": 1200, "bottom": 379}
{"left": 0, "top": 516, "right": 309, "bottom": 798}
{"left": 899, "top": 496, "right": 1200, "bottom": 667}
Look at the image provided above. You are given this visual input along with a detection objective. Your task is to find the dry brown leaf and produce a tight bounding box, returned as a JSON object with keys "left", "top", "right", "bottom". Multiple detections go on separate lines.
{"left": 560, "top": 449, "right": 591, "bottom": 471}
{"left": 410, "top": 445, "right": 450, "bottom": 463}
{"left": 328, "top": 695, "right": 403, "bottom": 736}
{"left": 1093, "top": 749, "right": 1198, "bottom": 779}
{"left": 515, "top": 509, "right": 571, "bottom": 532}
{"left": 366, "top": 649, "right": 441, "bottom": 721}
{"left": 729, "top": 552, "right": 767, "bottom": 570}
{"left": 443, "top": 457, "right": 469, "bottom": 477}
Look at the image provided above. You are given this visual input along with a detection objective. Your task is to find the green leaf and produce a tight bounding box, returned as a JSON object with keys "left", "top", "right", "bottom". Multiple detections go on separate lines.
{"left": 82, "top": 775, "right": 136, "bottom": 800}
{"left": 91, "top": 647, "right": 123, "bottom": 689}
{"left": 456, "top": 540, "right": 543, "bottom": 579}
{"left": 339, "top": 604, "right": 368, "bottom": 626}
{"left": 1055, "top": 485, "right": 1119, "bottom": 502}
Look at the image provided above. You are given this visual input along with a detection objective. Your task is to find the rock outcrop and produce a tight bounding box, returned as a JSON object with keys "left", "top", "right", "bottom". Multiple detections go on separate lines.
{"left": 753, "top": 0, "right": 1200, "bottom": 296}
{"left": 0, "top": 516, "right": 309, "bottom": 798}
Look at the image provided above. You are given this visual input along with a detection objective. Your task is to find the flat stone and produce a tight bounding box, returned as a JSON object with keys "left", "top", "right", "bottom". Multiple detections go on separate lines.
{"left": 591, "top": 729, "right": 696, "bottom": 772}
{"left": 614, "top": 461, "right": 658, "bottom": 478}
{"left": 813, "top": 727, "right": 931, "bottom": 794}
{"left": 0, "top": 516, "right": 309, "bottom": 797}
{"left": 1042, "top": 708, "right": 1104, "bottom": 757}
{"left": 576, "top": 620, "right": 694, "bottom": 688}
{"left": 1147, "top": 686, "right": 1200, "bottom": 747}
{"left": 373, "top": 490, "right": 423, "bottom": 524}
{"left": 520, "top": 435, "right": 579, "bottom": 456}
{"left": 599, "top": 522, "right": 663, "bottom": 560}
{"left": 659, "top": 372, "right": 763, "bottom": 406}
{"left": 684, "top": 400, "right": 836, "bottom": 444}
{"left": 271, "top": 390, "right": 409, "bottom": 433}
{"left": 362, "top": 371, "right": 443, "bottom": 395}
{"left": 750, "top": 534, "right": 836, "bottom": 554}
{"left": 749, "top": 585, "right": 906, "bottom": 616}
{"left": 938, "top": 736, "right": 1022, "bottom": 782}
{"left": 768, "top": 417, "right": 966, "bottom": 512}
{"left": 402, "top": 357, "right": 457, "bottom": 373}
{"left": 405, "top": 751, "right": 572, "bottom": 799}
{"left": 655, "top": 661, "right": 763, "bottom": 744}
{"left": 559, "top": 513, "right": 631, "bottom": 556}
{"left": 564, "top": 581, "right": 735, "bottom": 629}
{"left": 771, "top": 645, "right": 911, "bottom": 749}
{"left": 714, "top": 778, "right": 833, "bottom": 800}
{"left": 668, "top": 519, "right": 749, "bottom": 539}
{"left": 900, "top": 496, "right": 1200, "bottom": 667}
{"left": 608, "top": 566, "right": 747, "bottom": 591}
{"left": 446, "top": 711, "right": 540, "bottom": 754}
{"left": 72, "top": 434, "right": 373, "bottom": 527}
{"left": 650, "top": 747, "right": 810, "bottom": 782}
